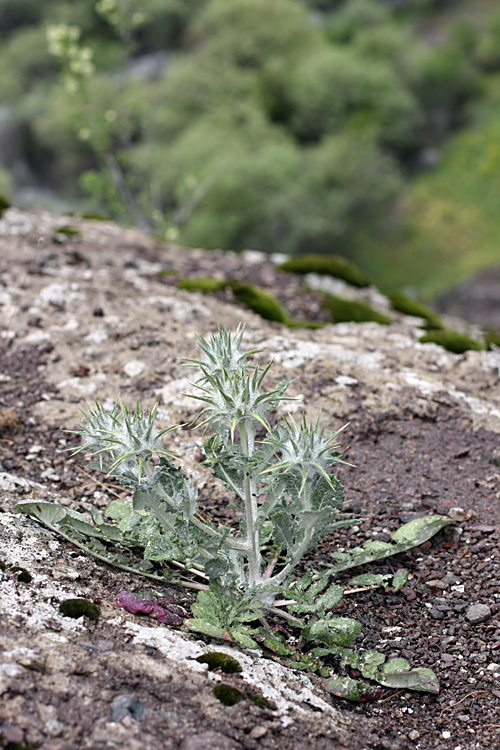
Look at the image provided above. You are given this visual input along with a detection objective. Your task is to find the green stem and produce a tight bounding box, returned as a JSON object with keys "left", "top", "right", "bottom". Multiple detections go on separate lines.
{"left": 266, "top": 483, "right": 314, "bottom": 587}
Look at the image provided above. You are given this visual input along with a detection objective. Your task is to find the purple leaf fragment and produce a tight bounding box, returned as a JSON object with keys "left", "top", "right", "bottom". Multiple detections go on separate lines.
{"left": 115, "top": 591, "right": 187, "bottom": 626}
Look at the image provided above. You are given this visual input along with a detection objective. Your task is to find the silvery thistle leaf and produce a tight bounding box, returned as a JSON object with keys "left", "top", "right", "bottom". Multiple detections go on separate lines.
{"left": 70, "top": 399, "right": 178, "bottom": 480}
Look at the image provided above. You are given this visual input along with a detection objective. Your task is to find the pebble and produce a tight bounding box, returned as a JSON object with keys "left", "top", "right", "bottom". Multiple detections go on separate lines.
{"left": 111, "top": 694, "right": 145, "bottom": 723}
{"left": 429, "top": 608, "right": 446, "bottom": 620}
{"left": 465, "top": 603, "right": 492, "bottom": 624}
{"left": 123, "top": 359, "right": 146, "bottom": 377}
{"left": 250, "top": 726, "right": 268, "bottom": 739}
{"left": 181, "top": 731, "right": 238, "bottom": 750}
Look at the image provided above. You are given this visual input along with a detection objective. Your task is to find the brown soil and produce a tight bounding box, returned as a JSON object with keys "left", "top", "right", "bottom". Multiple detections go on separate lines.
{"left": 1, "top": 210, "right": 499, "bottom": 750}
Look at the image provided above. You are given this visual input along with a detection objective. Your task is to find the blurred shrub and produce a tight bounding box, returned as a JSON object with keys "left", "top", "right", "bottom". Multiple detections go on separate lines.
{"left": 288, "top": 46, "right": 420, "bottom": 146}
{"left": 476, "top": 12, "right": 500, "bottom": 71}
{"left": 0, "top": 0, "right": 53, "bottom": 30}
{"left": 148, "top": 48, "right": 258, "bottom": 141}
{"left": 133, "top": 0, "right": 204, "bottom": 50}
{"left": 326, "top": 0, "right": 391, "bottom": 44}
{"left": 188, "top": 0, "right": 317, "bottom": 70}
{"left": 144, "top": 122, "right": 402, "bottom": 256}
{"left": 410, "top": 36, "right": 481, "bottom": 113}
{"left": 0, "top": 26, "right": 58, "bottom": 102}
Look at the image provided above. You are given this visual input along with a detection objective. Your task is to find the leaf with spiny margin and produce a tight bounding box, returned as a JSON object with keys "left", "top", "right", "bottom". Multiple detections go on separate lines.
{"left": 392, "top": 568, "right": 409, "bottom": 591}
{"left": 376, "top": 667, "right": 439, "bottom": 693}
{"left": 327, "top": 515, "right": 453, "bottom": 573}
{"left": 310, "top": 473, "right": 344, "bottom": 511}
{"left": 324, "top": 676, "right": 382, "bottom": 702}
{"left": 15, "top": 501, "right": 123, "bottom": 542}
{"left": 258, "top": 629, "right": 294, "bottom": 656}
{"left": 304, "top": 616, "right": 362, "bottom": 648}
{"left": 347, "top": 572, "right": 393, "bottom": 587}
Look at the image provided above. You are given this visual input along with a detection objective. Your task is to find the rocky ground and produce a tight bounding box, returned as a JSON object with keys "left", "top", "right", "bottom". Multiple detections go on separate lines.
{"left": 0, "top": 209, "right": 499, "bottom": 750}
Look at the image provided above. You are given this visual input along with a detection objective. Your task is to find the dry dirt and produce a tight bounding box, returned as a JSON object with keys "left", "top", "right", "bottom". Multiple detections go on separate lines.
{"left": 1, "top": 209, "right": 499, "bottom": 750}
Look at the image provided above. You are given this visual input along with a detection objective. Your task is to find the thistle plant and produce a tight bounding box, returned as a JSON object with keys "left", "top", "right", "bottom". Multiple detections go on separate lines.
{"left": 68, "top": 326, "right": 353, "bottom": 598}
{"left": 16, "top": 325, "right": 449, "bottom": 698}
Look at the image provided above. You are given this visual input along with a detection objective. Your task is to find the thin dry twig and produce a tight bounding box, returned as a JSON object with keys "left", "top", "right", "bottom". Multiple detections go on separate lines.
{"left": 438, "top": 691, "right": 489, "bottom": 721}
{"left": 75, "top": 466, "right": 128, "bottom": 498}
{"left": 377, "top": 689, "right": 406, "bottom": 704}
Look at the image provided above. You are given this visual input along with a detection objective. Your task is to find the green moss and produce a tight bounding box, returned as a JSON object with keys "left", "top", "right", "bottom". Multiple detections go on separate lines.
{"left": 484, "top": 328, "right": 500, "bottom": 349}
{"left": 54, "top": 225, "right": 82, "bottom": 237}
{"left": 81, "top": 212, "right": 111, "bottom": 221}
{"left": 419, "top": 329, "right": 486, "bottom": 353}
{"left": 321, "top": 294, "right": 392, "bottom": 325}
{"left": 11, "top": 566, "right": 32, "bottom": 583}
{"left": 0, "top": 560, "right": 6, "bottom": 570}
{"left": 197, "top": 652, "right": 243, "bottom": 674}
{"left": 158, "top": 268, "right": 179, "bottom": 277}
{"left": 279, "top": 254, "right": 372, "bottom": 288}
{"left": 248, "top": 692, "right": 277, "bottom": 710}
{"left": 228, "top": 281, "right": 289, "bottom": 324}
{"left": 387, "top": 292, "right": 443, "bottom": 329}
{"left": 213, "top": 684, "right": 245, "bottom": 706}
{"left": 178, "top": 276, "right": 226, "bottom": 293}
{"left": 59, "top": 598, "right": 100, "bottom": 621}
{"left": 286, "top": 319, "right": 327, "bottom": 330}
{"left": 0, "top": 194, "right": 10, "bottom": 217}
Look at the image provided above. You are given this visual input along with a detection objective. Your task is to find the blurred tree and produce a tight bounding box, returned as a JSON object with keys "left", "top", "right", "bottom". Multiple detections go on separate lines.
{"left": 288, "top": 46, "right": 420, "bottom": 146}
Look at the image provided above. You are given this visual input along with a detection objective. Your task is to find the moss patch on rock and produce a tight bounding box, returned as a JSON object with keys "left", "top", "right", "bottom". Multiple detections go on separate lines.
{"left": 484, "top": 328, "right": 500, "bottom": 349}
{"left": 213, "top": 684, "right": 245, "bottom": 706}
{"left": 387, "top": 292, "right": 443, "bottom": 329}
{"left": 228, "top": 281, "right": 289, "bottom": 324}
{"left": 321, "top": 294, "right": 392, "bottom": 325}
{"left": 286, "top": 319, "right": 327, "bottom": 330}
{"left": 197, "top": 652, "right": 243, "bottom": 674}
{"left": 0, "top": 194, "right": 11, "bottom": 217}
{"left": 419, "top": 329, "right": 486, "bottom": 353}
{"left": 279, "top": 254, "right": 372, "bottom": 288}
{"left": 58, "top": 598, "right": 100, "bottom": 621}
{"left": 178, "top": 276, "right": 225, "bottom": 293}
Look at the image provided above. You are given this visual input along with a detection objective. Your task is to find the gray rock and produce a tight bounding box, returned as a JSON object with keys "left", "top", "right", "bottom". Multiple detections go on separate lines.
{"left": 181, "top": 731, "right": 238, "bottom": 750}
{"left": 465, "top": 603, "right": 491, "bottom": 624}
{"left": 111, "top": 693, "right": 146, "bottom": 723}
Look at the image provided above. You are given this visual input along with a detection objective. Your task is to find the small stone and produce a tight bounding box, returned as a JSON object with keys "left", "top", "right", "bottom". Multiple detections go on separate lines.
{"left": 465, "top": 603, "right": 491, "bottom": 624}
{"left": 408, "top": 730, "right": 420, "bottom": 741}
{"left": 487, "top": 663, "right": 500, "bottom": 675}
{"left": 429, "top": 608, "right": 446, "bottom": 620}
{"left": 1, "top": 727, "right": 24, "bottom": 744}
{"left": 250, "top": 726, "right": 268, "bottom": 739}
{"left": 181, "top": 731, "right": 238, "bottom": 750}
{"left": 449, "top": 507, "right": 466, "bottom": 521}
{"left": 440, "top": 654, "right": 455, "bottom": 664}
{"left": 111, "top": 693, "right": 145, "bottom": 723}
{"left": 123, "top": 359, "right": 146, "bottom": 377}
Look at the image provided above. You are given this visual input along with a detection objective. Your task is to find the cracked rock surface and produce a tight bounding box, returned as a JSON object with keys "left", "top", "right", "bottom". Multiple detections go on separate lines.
{"left": 1, "top": 209, "right": 499, "bottom": 750}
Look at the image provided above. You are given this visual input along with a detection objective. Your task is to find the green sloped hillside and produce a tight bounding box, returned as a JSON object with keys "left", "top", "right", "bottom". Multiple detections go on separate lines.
{"left": 364, "top": 75, "right": 500, "bottom": 299}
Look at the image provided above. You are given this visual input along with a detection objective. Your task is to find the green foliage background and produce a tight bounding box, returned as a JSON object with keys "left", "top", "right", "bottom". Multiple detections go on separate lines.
{"left": 1, "top": 0, "right": 500, "bottom": 296}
